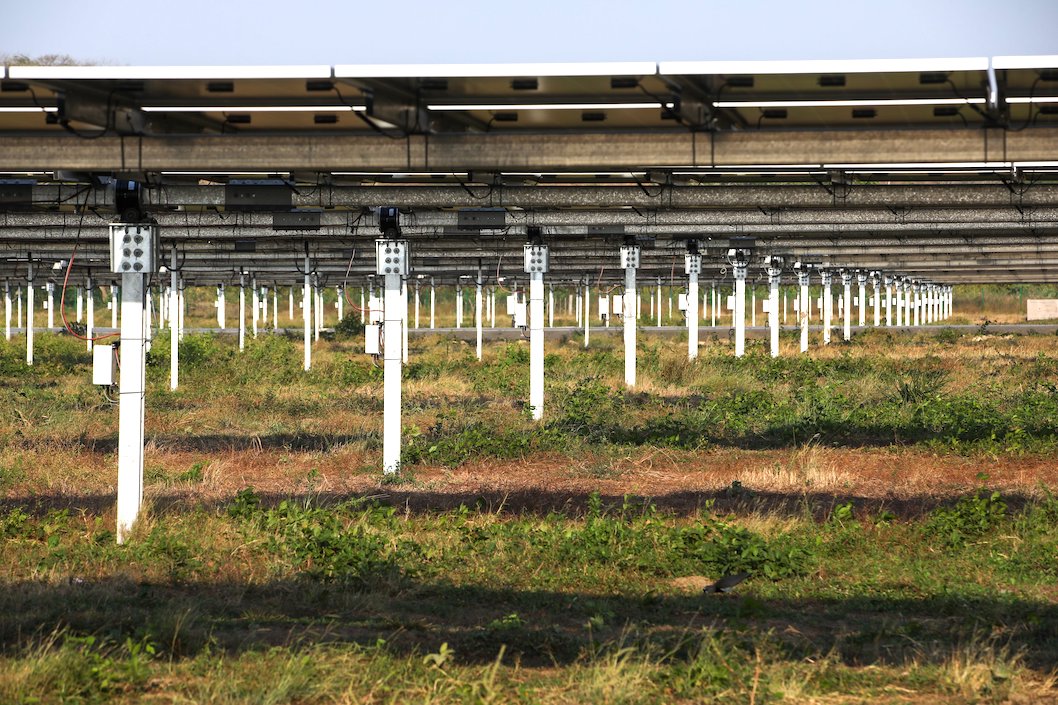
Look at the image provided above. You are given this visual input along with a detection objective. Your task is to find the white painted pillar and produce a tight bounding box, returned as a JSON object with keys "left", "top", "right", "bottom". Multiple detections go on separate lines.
{"left": 475, "top": 269, "right": 483, "bottom": 360}
{"left": 686, "top": 254, "right": 701, "bottom": 360}
{"left": 624, "top": 266, "right": 637, "bottom": 386}
{"left": 656, "top": 278, "right": 662, "bottom": 327}
{"left": 767, "top": 268, "right": 780, "bottom": 358}
{"left": 272, "top": 287, "right": 278, "bottom": 330}
{"left": 116, "top": 270, "right": 147, "bottom": 544}
{"left": 526, "top": 245, "right": 547, "bottom": 420}
{"left": 750, "top": 286, "right": 756, "bottom": 328}
{"left": 177, "top": 283, "right": 184, "bottom": 341}
{"left": 111, "top": 285, "right": 117, "bottom": 329}
{"left": 711, "top": 282, "right": 718, "bottom": 327}
{"left": 238, "top": 275, "right": 246, "bottom": 351}
{"left": 913, "top": 284, "right": 921, "bottom": 327}
{"left": 489, "top": 287, "right": 496, "bottom": 328}
{"left": 261, "top": 285, "right": 269, "bottom": 329}
{"left": 822, "top": 271, "right": 833, "bottom": 346}
{"left": 85, "top": 278, "right": 94, "bottom": 351}
{"left": 733, "top": 265, "right": 747, "bottom": 357}
{"left": 290, "top": 286, "right": 296, "bottom": 321}
{"left": 303, "top": 262, "right": 312, "bottom": 370}
{"left": 3, "top": 281, "right": 9, "bottom": 341}
{"left": 857, "top": 272, "right": 867, "bottom": 327}
{"left": 218, "top": 284, "right": 226, "bottom": 329}
{"left": 548, "top": 283, "right": 554, "bottom": 328}
{"left": 314, "top": 280, "right": 322, "bottom": 341}
{"left": 797, "top": 269, "right": 810, "bottom": 354}
{"left": 379, "top": 239, "right": 407, "bottom": 475}
{"left": 76, "top": 287, "right": 83, "bottom": 322}
{"left": 430, "top": 278, "right": 436, "bottom": 329}
{"left": 905, "top": 282, "right": 914, "bottom": 326}
{"left": 46, "top": 282, "right": 54, "bottom": 330}
{"left": 169, "top": 249, "right": 179, "bottom": 390}
{"left": 884, "top": 277, "right": 893, "bottom": 327}
{"left": 583, "top": 280, "right": 591, "bottom": 348}
{"left": 872, "top": 276, "right": 881, "bottom": 327}
{"left": 455, "top": 286, "right": 463, "bottom": 329}
{"left": 841, "top": 271, "right": 852, "bottom": 341}
{"left": 401, "top": 278, "right": 409, "bottom": 364}
{"left": 414, "top": 280, "right": 421, "bottom": 329}
{"left": 576, "top": 290, "right": 582, "bottom": 326}
{"left": 26, "top": 268, "right": 34, "bottom": 365}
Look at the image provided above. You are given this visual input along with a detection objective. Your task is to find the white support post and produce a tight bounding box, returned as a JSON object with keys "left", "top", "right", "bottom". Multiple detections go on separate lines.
{"left": 842, "top": 271, "right": 852, "bottom": 341}
{"left": 290, "top": 286, "right": 296, "bottom": 321}
{"left": 621, "top": 245, "right": 639, "bottom": 386}
{"left": 239, "top": 275, "right": 246, "bottom": 351}
{"left": 261, "top": 285, "right": 269, "bottom": 329}
{"left": 86, "top": 277, "right": 94, "bottom": 351}
{"left": 303, "top": 262, "right": 312, "bottom": 370}
{"left": 46, "top": 282, "right": 54, "bottom": 330}
{"left": 525, "top": 244, "right": 548, "bottom": 420}
{"left": 378, "top": 238, "right": 408, "bottom": 475}
{"left": 576, "top": 289, "right": 582, "bottom": 326}
{"left": 765, "top": 258, "right": 783, "bottom": 358}
{"left": 821, "top": 271, "right": 833, "bottom": 346}
{"left": 430, "top": 278, "right": 436, "bottom": 329}
{"left": 872, "top": 274, "right": 881, "bottom": 327}
{"left": 272, "top": 287, "right": 278, "bottom": 331}
{"left": 169, "top": 249, "right": 178, "bottom": 390}
{"left": 414, "top": 280, "right": 421, "bottom": 329}
{"left": 686, "top": 254, "right": 701, "bottom": 360}
{"left": 314, "top": 280, "right": 322, "bottom": 341}
{"left": 475, "top": 269, "right": 483, "bottom": 360}
{"left": 116, "top": 270, "right": 147, "bottom": 544}
{"left": 711, "top": 282, "right": 718, "bottom": 327}
{"left": 905, "top": 281, "right": 914, "bottom": 326}
{"left": 401, "top": 277, "right": 409, "bottom": 364}
{"left": 797, "top": 268, "right": 810, "bottom": 354}
{"left": 26, "top": 267, "right": 34, "bottom": 365}
{"left": 218, "top": 284, "right": 226, "bottom": 329}
{"left": 3, "top": 281, "right": 9, "bottom": 341}
{"left": 548, "top": 283, "right": 554, "bottom": 328}
{"left": 884, "top": 277, "right": 893, "bottom": 327}
{"left": 913, "top": 284, "right": 921, "bottom": 327}
{"left": 76, "top": 287, "right": 83, "bottom": 323}
{"left": 656, "top": 277, "right": 662, "bottom": 327}
{"left": 857, "top": 271, "right": 867, "bottom": 327}
{"left": 583, "top": 280, "right": 591, "bottom": 348}
{"left": 895, "top": 281, "right": 903, "bottom": 326}
{"left": 750, "top": 286, "right": 757, "bottom": 328}
{"left": 489, "top": 287, "right": 496, "bottom": 328}
{"left": 455, "top": 286, "right": 462, "bottom": 328}
{"left": 111, "top": 285, "right": 117, "bottom": 329}
{"left": 177, "top": 283, "right": 184, "bottom": 341}
{"left": 733, "top": 265, "right": 747, "bottom": 357}
{"left": 783, "top": 287, "right": 788, "bottom": 324}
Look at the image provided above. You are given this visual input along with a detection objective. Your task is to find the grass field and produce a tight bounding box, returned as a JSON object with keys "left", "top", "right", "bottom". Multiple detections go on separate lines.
{"left": 2, "top": 293, "right": 1058, "bottom": 703}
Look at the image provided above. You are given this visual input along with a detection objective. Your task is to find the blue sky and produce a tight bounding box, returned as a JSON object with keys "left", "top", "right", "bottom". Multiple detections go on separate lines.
{"left": 1, "top": 0, "right": 1055, "bottom": 65}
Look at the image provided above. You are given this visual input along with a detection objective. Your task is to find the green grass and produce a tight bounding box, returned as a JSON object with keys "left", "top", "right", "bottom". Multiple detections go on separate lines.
{"left": 2, "top": 306, "right": 1058, "bottom": 702}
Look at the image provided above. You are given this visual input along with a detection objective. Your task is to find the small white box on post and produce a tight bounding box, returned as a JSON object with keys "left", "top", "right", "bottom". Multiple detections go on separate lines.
{"left": 92, "top": 345, "right": 116, "bottom": 386}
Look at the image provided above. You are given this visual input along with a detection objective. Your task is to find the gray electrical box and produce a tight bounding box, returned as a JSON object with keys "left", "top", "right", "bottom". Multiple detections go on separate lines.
{"left": 109, "top": 224, "right": 158, "bottom": 274}
{"left": 225, "top": 180, "right": 293, "bottom": 211}
{"left": 457, "top": 208, "right": 506, "bottom": 230}
{"left": 273, "top": 210, "right": 322, "bottom": 231}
